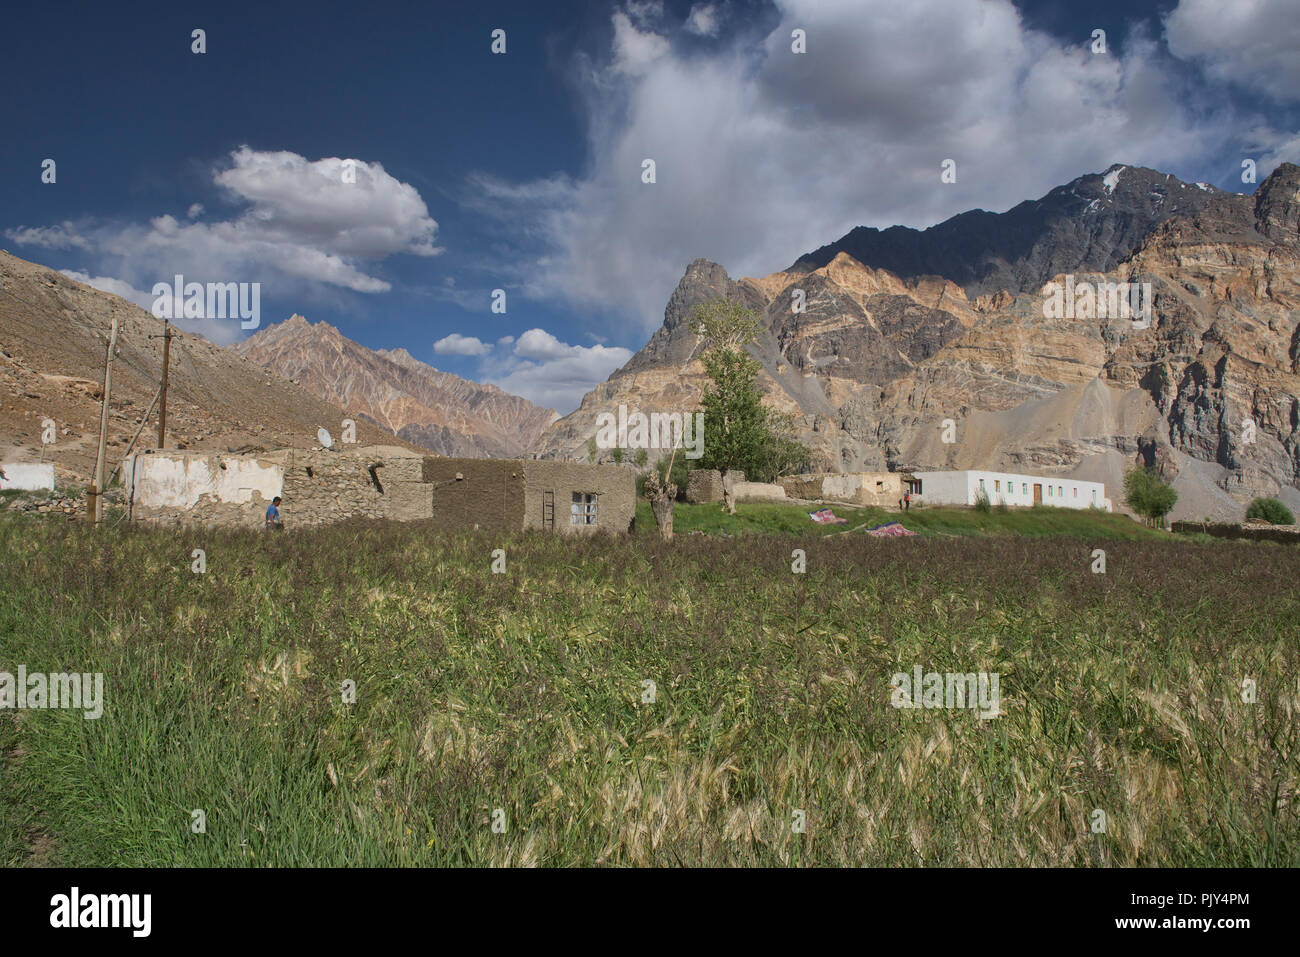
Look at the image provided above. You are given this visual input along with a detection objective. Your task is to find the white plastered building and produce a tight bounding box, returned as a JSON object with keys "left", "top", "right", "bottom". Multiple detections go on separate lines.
{"left": 907, "top": 470, "right": 1111, "bottom": 511}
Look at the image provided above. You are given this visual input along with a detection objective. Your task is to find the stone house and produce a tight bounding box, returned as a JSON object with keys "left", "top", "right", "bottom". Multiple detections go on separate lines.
{"left": 124, "top": 448, "right": 635, "bottom": 532}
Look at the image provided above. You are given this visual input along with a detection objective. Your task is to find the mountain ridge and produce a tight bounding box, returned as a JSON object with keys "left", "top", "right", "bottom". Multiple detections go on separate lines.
{"left": 533, "top": 162, "right": 1300, "bottom": 522}
{"left": 234, "top": 315, "right": 556, "bottom": 459}
{"left": 0, "top": 250, "right": 415, "bottom": 483}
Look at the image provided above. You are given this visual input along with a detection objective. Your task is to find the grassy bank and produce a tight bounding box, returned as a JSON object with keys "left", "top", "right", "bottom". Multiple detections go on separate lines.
{"left": 633, "top": 500, "right": 1171, "bottom": 539}
{"left": 1, "top": 514, "right": 1295, "bottom": 866}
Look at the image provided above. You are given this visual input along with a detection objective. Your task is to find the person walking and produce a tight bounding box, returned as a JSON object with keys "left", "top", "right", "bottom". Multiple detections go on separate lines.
{"left": 265, "top": 496, "right": 283, "bottom": 530}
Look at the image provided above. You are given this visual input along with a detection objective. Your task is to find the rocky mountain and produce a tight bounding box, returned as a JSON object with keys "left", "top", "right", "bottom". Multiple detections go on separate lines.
{"left": 234, "top": 315, "right": 555, "bottom": 458}
{"left": 0, "top": 251, "right": 411, "bottom": 485}
{"left": 533, "top": 163, "right": 1300, "bottom": 522}
{"left": 793, "top": 164, "right": 1228, "bottom": 297}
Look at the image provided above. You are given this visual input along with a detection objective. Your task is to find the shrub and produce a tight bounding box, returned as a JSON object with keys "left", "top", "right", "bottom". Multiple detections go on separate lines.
{"left": 1246, "top": 497, "right": 1294, "bottom": 525}
{"left": 974, "top": 489, "right": 991, "bottom": 513}
{"left": 1123, "top": 466, "right": 1178, "bottom": 528}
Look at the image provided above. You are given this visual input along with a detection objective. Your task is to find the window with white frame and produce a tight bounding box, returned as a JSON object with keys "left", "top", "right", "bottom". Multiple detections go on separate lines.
{"left": 1022, "top": 483, "right": 1028, "bottom": 495}
{"left": 571, "top": 492, "right": 597, "bottom": 525}
{"left": 994, "top": 480, "right": 1001, "bottom": 492}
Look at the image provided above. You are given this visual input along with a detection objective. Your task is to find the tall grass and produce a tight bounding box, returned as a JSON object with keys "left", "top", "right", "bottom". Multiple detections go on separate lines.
{"left": 1, "top": 513, "right": 1295, "bottom": 866}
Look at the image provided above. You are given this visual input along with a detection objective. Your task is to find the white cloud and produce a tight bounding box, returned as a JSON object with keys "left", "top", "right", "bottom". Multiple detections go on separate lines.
{"left": 57, "top": 270, "right": 247, "bottom": 346}
{"left": 478, "top": 328, "right": 633, "bottom": 412}
{"left": 213, "top": 147, "right": 439, "bottom": 260}
{"left": 475, "top": 0, "right": 1276, "bottom": 334}
{"left": 7, "top": 148, "right": 441, "bottom": 343}
{"left": 58, "top": 270, "right": 153, "bottom": 309}
{"left": 625, "top": 0, "right": 664, "bottom": 27}
{"left": 7, "top": 223, "right": 90, "bottom": 250}
{"left": 611, "top": 11, "right": 670, "bottom": 74}
{"left": 1166, "top": 0, "right": 1300, "bottom": 102}
{"left": 433, "top": 333, "right": 492, "bottom": 356}
{"left": 685, "top": 4, "right": 719, "bottom": 37}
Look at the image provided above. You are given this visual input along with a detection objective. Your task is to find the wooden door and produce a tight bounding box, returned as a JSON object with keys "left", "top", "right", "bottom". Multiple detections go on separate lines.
{"left": 1033, "top": 483, "right": 1042, "bottom": 505}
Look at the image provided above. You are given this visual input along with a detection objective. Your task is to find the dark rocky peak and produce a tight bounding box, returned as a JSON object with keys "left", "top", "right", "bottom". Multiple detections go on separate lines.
{"left": 613, "top": 259, "right": 766, "bottom": 378}
{"left": 1255, "top": 162, "right": 1300, "bottom": 240}
{"left": 790, "top": 164, "right": 1230, "bottom": 297}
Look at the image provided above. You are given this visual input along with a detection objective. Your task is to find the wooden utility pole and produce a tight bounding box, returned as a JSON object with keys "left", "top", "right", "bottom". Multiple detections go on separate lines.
{"left": 90, "top": 315, "right": 119, "bottom": 524}
{"left": 157, "top": 319, "right": 171, "bottom": 448}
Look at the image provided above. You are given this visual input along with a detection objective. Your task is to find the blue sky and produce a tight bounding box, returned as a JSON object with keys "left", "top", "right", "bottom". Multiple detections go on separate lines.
{"left": 2, "top": 0, "right": 1297, "bottom": 413}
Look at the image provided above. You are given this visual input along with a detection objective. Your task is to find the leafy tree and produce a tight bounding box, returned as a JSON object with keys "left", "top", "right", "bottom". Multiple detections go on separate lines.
{"left": 586, "top": 437, "right": 597, "bottom": 463}
{"left": 691, "top": 297, "right": 811, "bottom": 483}
{"left": 1123, "top": 466, "right": 1178, "bottom": 527}
{"left": 1246, "top": 497, "right": 1294, "bottom": 525}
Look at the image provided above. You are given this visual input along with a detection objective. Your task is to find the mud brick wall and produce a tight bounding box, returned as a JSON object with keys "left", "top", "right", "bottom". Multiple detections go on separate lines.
{"left": 522, "top": 461, "right": 636, "bottom": 533}
{"left": 423, "top": 457, "right": 526, "bottom": 532}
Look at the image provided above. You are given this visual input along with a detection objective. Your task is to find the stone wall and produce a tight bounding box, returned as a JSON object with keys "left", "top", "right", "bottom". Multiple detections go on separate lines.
{"left": 124, "top": 448, "right": 633, "bottom": 533}
{"left": 731, "top": 481, "right": 788, "bottom": 504}
{"left": 125, "top": 451, "right": 284, "bottom": 528}
{"left": 779, "top": 471, "right": 903, "bottom": 506}
{"left": 266, "top": 447, "right": 429, "bottom": 526}
{"left": 128, "top": 446, "right": 430, "bottom": 527}
{"left": 685, "top": 469, "right": 744, "bottom": 504}
{"left": 1172, "top": 521, "right": 1300, "bottom": 543}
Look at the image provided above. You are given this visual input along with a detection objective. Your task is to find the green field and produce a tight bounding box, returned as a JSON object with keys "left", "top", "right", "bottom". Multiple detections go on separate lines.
{"left": 633, "top": 500, "right": 1175, "bottom": 538}
{"left": 1, "top": 508, "right": 1295, "bottom": 866}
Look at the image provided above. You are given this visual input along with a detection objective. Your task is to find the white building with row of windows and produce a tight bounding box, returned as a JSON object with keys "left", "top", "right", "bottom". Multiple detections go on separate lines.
{"left": 906, "top": 470, "right": 1111, "bottom": 511}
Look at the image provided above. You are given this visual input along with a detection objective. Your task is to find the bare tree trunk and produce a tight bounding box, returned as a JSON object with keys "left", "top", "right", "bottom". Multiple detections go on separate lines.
{"left": 650, "top": 494, "right": 675, "bottom": 539}
{"left": 644, "top": 471, "right": 677, "bottom": 540}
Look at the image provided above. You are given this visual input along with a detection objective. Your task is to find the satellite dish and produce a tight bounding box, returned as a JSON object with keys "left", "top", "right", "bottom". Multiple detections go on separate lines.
{"left": 317, "top": 428, "right": 334, "bottom": 449}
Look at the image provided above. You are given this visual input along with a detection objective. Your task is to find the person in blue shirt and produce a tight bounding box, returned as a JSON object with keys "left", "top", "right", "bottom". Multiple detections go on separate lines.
{"left": 265, "top": 496, "right": 283, "bottom": 530}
